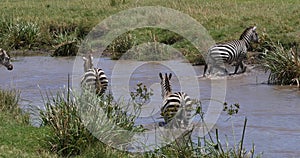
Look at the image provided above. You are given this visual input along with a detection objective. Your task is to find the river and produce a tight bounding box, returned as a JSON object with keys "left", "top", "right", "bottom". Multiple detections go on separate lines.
{"left": 0, "top": 56, "right": 299, "bottom": 157}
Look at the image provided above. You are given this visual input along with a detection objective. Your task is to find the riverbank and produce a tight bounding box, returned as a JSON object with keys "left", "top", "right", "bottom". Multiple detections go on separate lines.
{"left": 0, "top": 0, "right": 299, "bottom": 60}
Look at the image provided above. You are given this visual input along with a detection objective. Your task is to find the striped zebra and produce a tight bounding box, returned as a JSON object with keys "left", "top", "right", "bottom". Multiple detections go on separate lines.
{"left": 81, "top": 54, "right": 108, "bottom": 96}
{"left": 0, "top": 48, "right": 13, "bottom": 71}
{"left": 159, "top": 73, "right": 193, "bottom": 128}
{"left": 203, "top": 26, "right": 259, "bottom": 77}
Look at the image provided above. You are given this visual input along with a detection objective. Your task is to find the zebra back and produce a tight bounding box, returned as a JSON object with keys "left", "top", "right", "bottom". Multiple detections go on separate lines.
{"left": 81, "top": 54, "right": 108, "bottom": 95}
{"left": 159, "top": 73, "right": 193, "bottom": 128}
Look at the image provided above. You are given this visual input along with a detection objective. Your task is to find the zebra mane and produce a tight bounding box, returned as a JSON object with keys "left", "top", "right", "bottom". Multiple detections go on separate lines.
{"left": 239, "top": 26, "right": 255, "bottom": 40}
{"left": 159, "top": 73, "right": 172, "bottom": 97}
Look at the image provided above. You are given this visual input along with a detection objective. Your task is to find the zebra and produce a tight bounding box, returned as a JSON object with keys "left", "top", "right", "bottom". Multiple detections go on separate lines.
{"left": 0, "top": 48, "right": 13, "bottom": 71}
{"left": 81, "top": 54, "right": 108, "bottom": 96}
{"left": 203, "top": 26, "right": 259, "bottom": 77}
{"left": 159, "top": 72, "right": 193, "bottom": 128}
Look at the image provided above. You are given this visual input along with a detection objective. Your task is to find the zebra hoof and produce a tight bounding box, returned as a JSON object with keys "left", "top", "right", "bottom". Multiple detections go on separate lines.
{"left": 242, "top": 66, "right": 247, "bottom": 73}
{"left": 158, "top": 122, "right": 167, "bottom": 127}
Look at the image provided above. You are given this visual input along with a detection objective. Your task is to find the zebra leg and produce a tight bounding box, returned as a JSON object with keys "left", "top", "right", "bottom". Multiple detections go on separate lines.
{"left": 233, "top": 63, "right": 240, "bottom": 74}
{"left": 214, "top": 64, "right": 228, "bottom": 75}
{"left": 241, "top": 61, "right": 247, "bottom": 73}
{"left": 203, "top": 64, "right": 208, "bottom": 77}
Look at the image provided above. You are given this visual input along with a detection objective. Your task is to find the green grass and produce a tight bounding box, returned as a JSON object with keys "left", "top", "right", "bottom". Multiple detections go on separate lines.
{"left": 0, "top": 0, "right": 299, "bottom": 59}
{"left": 0, "top": 113, "right": 55, "bottom": 158}
{"left": 0, "top": 87, "right": 56, "bottom": 158}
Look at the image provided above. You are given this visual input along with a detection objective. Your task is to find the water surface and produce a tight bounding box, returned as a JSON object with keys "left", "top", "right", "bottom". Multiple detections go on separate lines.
{"left": 0, "top": 56, "right": 299, "bottom": 157}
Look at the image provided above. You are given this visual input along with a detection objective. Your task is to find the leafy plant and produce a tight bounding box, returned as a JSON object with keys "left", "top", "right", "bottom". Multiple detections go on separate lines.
{"left": 262, "top": 42, "right": 300, "bottom": 85}
{"left": 51, "top": 31, "right": 80, "bottom": 56}
{"left": 1, "top": 19, "right": 40, "bottom": 49}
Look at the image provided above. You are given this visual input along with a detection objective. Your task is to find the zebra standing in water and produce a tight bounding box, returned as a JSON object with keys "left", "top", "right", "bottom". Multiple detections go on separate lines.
{"left": 159, "top": 73, "right": 193, "bottom": 128}
{"left": 81, "top": 54, "right": 108, "bottom": 96}
{"left": 0, "top": 48, "right": 13, "bottom": 71}
{"left": 203, "top": 26, "right": 259, "bottom": 77}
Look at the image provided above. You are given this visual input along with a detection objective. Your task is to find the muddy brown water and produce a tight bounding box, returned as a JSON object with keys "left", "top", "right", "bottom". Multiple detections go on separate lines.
{"left": 0, "top": 56, "right": 299, "bottom": 157}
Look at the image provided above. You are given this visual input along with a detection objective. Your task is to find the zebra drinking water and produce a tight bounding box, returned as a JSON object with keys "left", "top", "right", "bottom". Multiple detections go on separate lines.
{"left": 81, "top": 54, "right": 108, "bottom": 96}
{"left": 203, "top": 26, "right": 259, "bottom": 77}
{"left": 159, "top": 73, "right": 192, "bottom": 128}
{"left": 0, "top": 48, "right": 13, "bottom": 71}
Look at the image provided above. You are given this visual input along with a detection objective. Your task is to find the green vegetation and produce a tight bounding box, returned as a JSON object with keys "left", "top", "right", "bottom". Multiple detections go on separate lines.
{"left": 262, "top": 41, "right": 300, "bottom": 86}
{"left": 0, "top": 0, "right": 298, "bottom": 61}
{"left": 0, "top": 88, "right": 55, "bottom": 157}
{"left": 0, "top": 84, "right": 261, "bottom": 157}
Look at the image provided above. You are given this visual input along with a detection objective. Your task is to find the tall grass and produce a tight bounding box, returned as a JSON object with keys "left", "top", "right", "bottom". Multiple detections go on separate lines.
{"left": 146, "top": 100, "right": 258, "bottom": 158}
{"left": 0, "top": 88, "right": 29, "bottom": 123}
{"left": 0, "top": 88, "right": 20, "bottom": 113}
{"left": 262, "top": 42, "right": 300, "bottom": 86}
{"left": 40, "top": 78, "right": 144, "bottom": 156}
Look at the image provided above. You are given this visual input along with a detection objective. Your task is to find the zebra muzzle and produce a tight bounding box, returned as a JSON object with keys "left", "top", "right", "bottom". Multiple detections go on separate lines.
{"left": 7, "top": 64, "right": 13, "bottom": 70}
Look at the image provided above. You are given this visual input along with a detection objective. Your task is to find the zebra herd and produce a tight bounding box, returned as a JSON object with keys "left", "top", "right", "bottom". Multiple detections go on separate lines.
{"left": 80, "top": 26, "right": 259, "bottom": 129}
{"left": 1, "top": 26, "right": 259, "bottom": 129}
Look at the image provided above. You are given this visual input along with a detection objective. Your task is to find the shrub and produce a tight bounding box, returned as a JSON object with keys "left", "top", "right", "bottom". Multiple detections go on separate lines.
{"left": 0, "top": 88, "right": 20, "bottom": 113}
{"left": 1, "top": 19, "right": 40, "bottom": 49}
{"left": 262, "top": 42, "right": 300, "bottom": 85}
{"left": 51, "top": 31, "right": 79, "bottom": 56}
{"left": 40, "top": 80, "right": 145, "bottom": 156}
{"left": 40, "top": 88, "right": 96, "bottom": 156}
{"left": 0, "top": 88, "right": 29, "bottom": 123}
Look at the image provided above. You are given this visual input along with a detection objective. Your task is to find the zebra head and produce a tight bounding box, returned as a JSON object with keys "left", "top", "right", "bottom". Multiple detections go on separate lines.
{"left": 159, "top": 72, "right": 172, "bottom": 99}
{"left": 0, "top": 48, "right": 13, "bottom": 71}
{"left": 82, "top": 54, "right": 94, "bottom": 72}
{"left": 240, "top": 26, "right": 259, "bottom": 46}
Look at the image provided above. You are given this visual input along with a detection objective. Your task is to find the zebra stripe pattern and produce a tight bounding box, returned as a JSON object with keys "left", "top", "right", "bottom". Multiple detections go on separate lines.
{"left": 81, "top": 54, "right": 108, "bottom": 96}
{"left": 203, "top": 26, "right": 259, "bottom": 77}
{"left": 159, "top": 73, "right": 192, "bottom": 128}
{"left": 0, "top": 48, "right": 13, "bottom": 71}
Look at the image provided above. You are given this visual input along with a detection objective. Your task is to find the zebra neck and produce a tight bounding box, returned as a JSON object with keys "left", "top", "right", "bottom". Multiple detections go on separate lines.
{"left": 162, "top": 91, "right": 172, "bottom": 100}
{"left": 161, "top": 87, "right": 172, "bottom": 99}
{"left": 241, "top": 38, "right": 251, "bottom": 50}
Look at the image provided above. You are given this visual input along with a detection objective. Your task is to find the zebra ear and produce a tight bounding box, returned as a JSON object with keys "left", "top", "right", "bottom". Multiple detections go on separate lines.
{"left": 159, "top": 73, "right": 163, "bottom": 79}
{"left": 88, "top": 54, "right": 93, "bottom": 61}
{"left": 252, "top": 26, "right": 257, "bottom": 31}
{"left": 82, "top": 57, "right": 87, "bottom": 61}
{"left": 168, "top": 73, "right": 172, "bottom": 80}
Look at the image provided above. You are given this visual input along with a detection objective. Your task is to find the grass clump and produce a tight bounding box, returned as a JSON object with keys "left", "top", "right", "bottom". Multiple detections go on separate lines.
{"left": 40, "top": 89, "right": 97, "bottom": 156}
{"left": 262, "top": 42, "right": 300, "bottom": 86}
{"left": 39, "top": 79, "right": 145, "bottom": 157}
{"left": 0, "top": 18, "right": 40, "bottom": 50}
{"left": 0, "top": 88, "right": 20, "bottom": 113}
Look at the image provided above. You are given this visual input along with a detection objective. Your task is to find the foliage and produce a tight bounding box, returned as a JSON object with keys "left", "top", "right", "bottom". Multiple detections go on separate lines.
{"left": 0, "top": 19, "right": 40, "bottom": 50}
{"left": 0, "top": 88, "right": 20, "bottom": 113}
{"left": 130, "top": 82, "right": 153, "bottom": 106}
{"left": 262, "top": 42, "right": 300, "bottom": 85}
{"left": 51, "top": 31, "right": 80, "bottom": 56}
{"left": 40, "top": 88, "right": 96, "bottom": 156}
{"left": 40, "top": 79, "right": 145, "bottom": 156}
{"left": 146, "top": 100, "right": 260, "bottom": 158}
